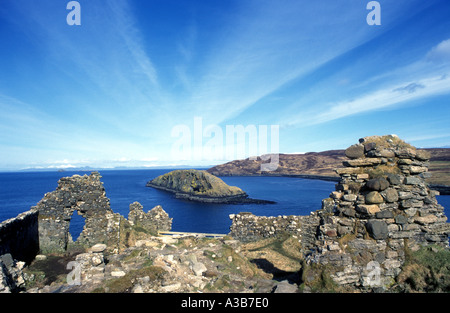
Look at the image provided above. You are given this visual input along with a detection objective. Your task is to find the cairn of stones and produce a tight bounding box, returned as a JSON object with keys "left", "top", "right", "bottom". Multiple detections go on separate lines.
{"left": 306, "top": 135, "right": 449, "bottom": 289}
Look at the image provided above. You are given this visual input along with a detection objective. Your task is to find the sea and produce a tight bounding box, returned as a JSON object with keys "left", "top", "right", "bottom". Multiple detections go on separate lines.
{"left": 1, "top": 169, "right": 449, "bottom": 239}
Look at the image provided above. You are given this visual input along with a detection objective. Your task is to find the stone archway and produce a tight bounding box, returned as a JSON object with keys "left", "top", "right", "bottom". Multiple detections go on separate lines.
{"left": 34, "top": 172, "right": 117, "bottom": 254}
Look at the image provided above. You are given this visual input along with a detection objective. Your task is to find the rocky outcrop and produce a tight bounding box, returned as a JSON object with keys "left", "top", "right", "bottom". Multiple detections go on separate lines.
{"left": 304, "top": 135, "right": 449, "bottom": 290}
{"left": 147, "top": 169, "right": 274, "bottom": 204}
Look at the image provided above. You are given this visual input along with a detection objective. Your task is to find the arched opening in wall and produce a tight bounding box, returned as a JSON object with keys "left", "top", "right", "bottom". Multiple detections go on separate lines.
{"left": 69, "top": 210, "right": 85, "bottom": 242}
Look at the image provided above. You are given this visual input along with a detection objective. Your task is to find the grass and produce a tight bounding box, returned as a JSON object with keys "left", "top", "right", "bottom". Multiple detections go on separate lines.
{"left": 363, "top": 135, "right": 415, "bottom": 150}
{"left": 365, "top": 164, "right": 401, "bottom": 179}
{"left": 93, "top": 265, "right": 166, "bottom": 293}
{"left": 396, "top": 245, "right": 450, "bottom": 292}
{"left": 298, "top": 262, "right": 343, "bottom": 293}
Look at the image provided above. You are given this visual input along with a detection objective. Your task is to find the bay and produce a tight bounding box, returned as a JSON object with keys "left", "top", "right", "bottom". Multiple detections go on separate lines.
{"left": 0, "top": 169, "right": 449, "bottom": 238}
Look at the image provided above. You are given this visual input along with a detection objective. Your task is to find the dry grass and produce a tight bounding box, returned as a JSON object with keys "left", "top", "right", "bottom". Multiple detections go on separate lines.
{"left": 427, "top": 161, "right": 450, "bottom": 185}
{"left": 362, "top": 135, "right": 415, "bottom": 150}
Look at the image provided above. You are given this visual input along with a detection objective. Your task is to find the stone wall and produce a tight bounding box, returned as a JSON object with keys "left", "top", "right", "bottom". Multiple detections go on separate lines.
{"left": 305, "top": 135, "right": 449, "bottom": 290}
{"left": 128, "top": 202, "right": 172, "bottom": 234}
{"left": 0, "top": 209, "right": 39, "bottom": 264}
{"left": 33, "top": 172, "right": 121, "bottom": 253}
{"left": 33, "top": 172, "right": 172, "bottom": 254}
{"left": 229, "top": 212, "right": 320, "bottom": 254}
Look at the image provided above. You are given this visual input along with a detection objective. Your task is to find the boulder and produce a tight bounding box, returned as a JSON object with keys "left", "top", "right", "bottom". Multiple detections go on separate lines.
{"left": 366, "top": 220, "right": 389, "bottom": 240}
{"left": 345, "top": 144, "right": 365, "bottom": 159}
{"left": 383, "top": 188, "right": 399, "bottom": 203}
{"left": 386, "top": 174, "right": 404, "bottom": 185}
{"left": 356, "top": 205, "right": 380, "bottom": 215}
{"left": 366, "top": 178, "right": 390, "bottom": 191}
{"left": 415, "top": 149, "right": 431, "bottom": 161}
{"left": 365, "top": 191, "right": 384, "bottom": 204}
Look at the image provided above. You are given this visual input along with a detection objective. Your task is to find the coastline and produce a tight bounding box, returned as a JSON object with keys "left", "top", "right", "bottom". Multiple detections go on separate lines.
{"left": 215, "top": 173, "right": 450, "bottom": 195}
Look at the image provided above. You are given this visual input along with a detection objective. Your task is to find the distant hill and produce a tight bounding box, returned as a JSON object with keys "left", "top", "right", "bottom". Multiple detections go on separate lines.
{"left": 207, "top": 148, "right": 450, "bottom": 187}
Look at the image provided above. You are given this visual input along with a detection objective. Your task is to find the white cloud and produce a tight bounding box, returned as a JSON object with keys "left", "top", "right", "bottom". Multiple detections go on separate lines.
{"left": 296, "top": 74, "right": 450, "bottom": 126}
{"left": 426, "top": 39, "right": 450, "bottom": 63}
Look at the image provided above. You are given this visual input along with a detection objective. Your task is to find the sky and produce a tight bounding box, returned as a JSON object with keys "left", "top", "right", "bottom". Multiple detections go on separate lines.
{"left": 0, "top": 0, "right": 450, "bottom": 170}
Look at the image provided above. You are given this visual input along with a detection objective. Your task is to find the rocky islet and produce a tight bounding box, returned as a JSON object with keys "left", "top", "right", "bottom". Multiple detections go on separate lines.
{"left": 147, "top": 169, "right": 275, "bottom": 204}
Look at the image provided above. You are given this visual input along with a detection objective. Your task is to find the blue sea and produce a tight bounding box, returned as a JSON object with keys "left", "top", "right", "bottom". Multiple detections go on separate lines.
{"left": 1, "top": 169, "right": 449, "bottom": 239}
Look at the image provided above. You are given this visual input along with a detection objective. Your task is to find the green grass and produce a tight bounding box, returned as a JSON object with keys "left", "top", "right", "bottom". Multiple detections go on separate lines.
{"left": 397, "top": 245, "right": 450, "bottom": 292}
{"left": 95, "top": 265, "right": 166, "bottom": 293}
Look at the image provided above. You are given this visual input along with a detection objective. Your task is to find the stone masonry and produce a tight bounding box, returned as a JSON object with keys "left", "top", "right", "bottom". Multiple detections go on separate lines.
{"left": 229, "top": 213, "right": 320, "bottom": 255}
{"left": 33, "top": 172, "right": 172, "bottom": 254}
{"left": 128, "top": 202, "right": 172, "bottom": 235}
{"left": 305, "top": 135, "right": 449, "bottom": 290}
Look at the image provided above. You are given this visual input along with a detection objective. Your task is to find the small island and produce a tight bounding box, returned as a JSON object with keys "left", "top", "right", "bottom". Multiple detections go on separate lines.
{"left": 146, "top": 169, "right": 275, "bottom": 204}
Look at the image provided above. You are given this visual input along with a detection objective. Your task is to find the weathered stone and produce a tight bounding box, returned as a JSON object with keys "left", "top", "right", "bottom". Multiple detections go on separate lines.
{"left": 356, "top": 205, "right": 380, "bottom": 215}
{"left": 322, "top": 198, "right": 335, "bottom": 213}
{"left": 376, "top": 210, "right": 394, "bottom": 219}
{"left": 273, "top": 280, "right": 298, "bottom": 293}
{"left": 366, "top": 178, "right": 390, "bottom": 191}
{"left": 330, "top": 191, "right": 343, "bottom": 199}
{"left": 128, "top": 202, "right": 172, "bottom": 235}
{"left": 395, "top": 215, "right": 408, "bottom": 225}
{"left": 386, "top": 174, "right": 404, "bottom": 185}
{"left": 344, "top": 158, "right": 381, "bottom": 167}
{"left": 342, "top": 194, "right": 358, "bottom": 202}
{"left": 383, "top": 188, "right": 399, "bottom": 203}
{"left": 342, "top": 208, "right": 356, "bottom": 217}
{"left": 34, "top": 172, "right": 119, "bottom": 253}
{"left": 409, "top": 166, "right": 427, "bottom": 174}
{"left": 90, "top": 244, "right": 107, "bottom": 253}
{"left": 378, "top": 149, "right": 395, "bottom": 158}
{"left": 364, "top": 142, "right": 377, "bottom": 152}
{"left": 366, "top": 220, "right": 389, "bottom": 240}
{"left": 415, "top": 149, "right": 431, "bottom": 161}
{"left": 356, "top": 173, "right": 370, "bottom": 180}
{"left": 405, "top": 176, "right": 421, "bottom": 185}
{"left": 191, "top": 261, "right": 207, "bottom": 277}
{"left": 365, "top": 191, "right": 384, "bottom": 204}
{"left": 414, "top": 215, "right": 438, "bottom": 225}
{"left": 396, "top": 148, "right": 416, "bottom": 159}
{"left": 345, "top": 144, "right": 365, "bottom": 159}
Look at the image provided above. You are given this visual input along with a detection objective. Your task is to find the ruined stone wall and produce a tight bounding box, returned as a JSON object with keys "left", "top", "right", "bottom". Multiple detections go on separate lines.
{"left": 306, "top": 135, "right": 449, "bottom": 290}
{"left": 229, "top": 212, "right": 320, "bottom": 254}
{"left": 0, "top": 209, "right": 39, "bottom": 263}
{"left": 128, "top": 202, "right": 172, "bottom": 234}
{"left": 32, "top": 172, "right": 173, "bottom": 254}
{"left": 32, "top": 172, "right": 120, "bottom": 253}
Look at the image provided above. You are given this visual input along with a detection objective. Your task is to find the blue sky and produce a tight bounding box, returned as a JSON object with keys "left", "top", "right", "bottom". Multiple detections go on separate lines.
{"left": 0, "top": 0, "right": 450, "bottom": 170}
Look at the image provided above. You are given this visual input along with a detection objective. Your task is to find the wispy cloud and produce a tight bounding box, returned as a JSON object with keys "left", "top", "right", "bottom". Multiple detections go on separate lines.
{"left": 426, "top": 38, "right": 450, "bottom": 63}
{"left": 283, "top": 37, "right": 450, "bottom": 127}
